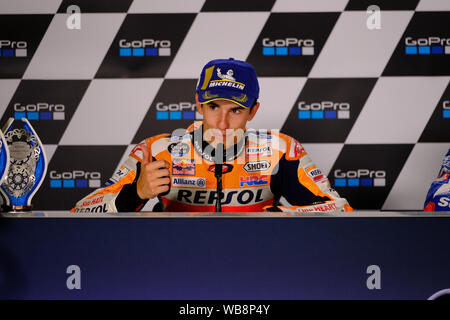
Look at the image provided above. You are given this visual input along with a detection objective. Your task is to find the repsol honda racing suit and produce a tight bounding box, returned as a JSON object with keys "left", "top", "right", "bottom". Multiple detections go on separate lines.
{"left": 72, "top": 125, "right": 353, "bottom": 213}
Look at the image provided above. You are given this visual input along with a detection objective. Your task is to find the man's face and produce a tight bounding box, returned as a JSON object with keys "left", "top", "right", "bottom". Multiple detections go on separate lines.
{"left": 195, "top": 94, "right": 259, "bottom": 147}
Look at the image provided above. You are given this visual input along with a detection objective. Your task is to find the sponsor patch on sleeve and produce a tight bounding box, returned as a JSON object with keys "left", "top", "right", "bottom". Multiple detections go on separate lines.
{"left": 105, "top": 166, "right": 131, "bottom": 186}
{"left": 130, "top": 141, "right": 147, "bottom": 161}
{"left": 306, "top": 166, "right": 326, "bottom": 182}
{"left": 286, "top": 138, "right": 306, "bottom": 160}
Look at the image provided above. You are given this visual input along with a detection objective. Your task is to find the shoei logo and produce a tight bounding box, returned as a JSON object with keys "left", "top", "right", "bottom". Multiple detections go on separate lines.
{"left": 13, "top": 102, "right": 65, "bottom": 121}
{"left": 333, "top": 169, "right": 386, "bottom": 187}
{"left": 49, "top": 170, "right": 101, "bottom": 188}
{"left": 119, "top": 38, "right": 171, "bottom": 57}
{"left": 298, "top": 101, "right": 350, "bottom": 120}
{"left": 404, "top": 37, "right": 450, "bottom": 55}
{"left": 243, "top": 160, "right": 271, "bottom": 173}
{"left": 0, "top": 40, "right": 27, "bottom": 57}
{"left": 262, "top": 37, "right": 314, "bottom": 56}
{"left": 155, "top": 102, "right": 202, "bottom": 120}
{"left": 443, "top": 100, "right": 450, "bottom": 118}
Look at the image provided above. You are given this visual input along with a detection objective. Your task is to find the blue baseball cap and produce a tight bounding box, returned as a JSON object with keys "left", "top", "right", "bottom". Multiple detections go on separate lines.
{"left": 196, "top": 58, "right": 259, "bottom": 109}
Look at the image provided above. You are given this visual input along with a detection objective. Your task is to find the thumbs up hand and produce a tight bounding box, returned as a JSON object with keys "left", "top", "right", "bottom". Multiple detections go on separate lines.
{"left": 136, "top": 144, "right": 171, "bottom": 200}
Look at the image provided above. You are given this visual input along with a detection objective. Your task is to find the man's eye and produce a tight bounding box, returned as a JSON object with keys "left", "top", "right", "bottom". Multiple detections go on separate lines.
{"left": 232, "top": 109, "right": 241, "bottom": 114}
{"left": 209, "top": 105, "right": 218, "bottom": 110}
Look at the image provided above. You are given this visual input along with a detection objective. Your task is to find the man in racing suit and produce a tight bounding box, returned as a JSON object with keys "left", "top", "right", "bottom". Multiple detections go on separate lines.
{"left": 72, "top": 58, "right": 352, "bottom": 213}
{"left": 424, "top": 148, "right": 450, "bottom": 211}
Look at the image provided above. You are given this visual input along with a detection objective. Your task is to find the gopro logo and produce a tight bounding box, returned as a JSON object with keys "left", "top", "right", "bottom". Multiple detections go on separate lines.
{"left": 13, "top": 102, "right": 65, "bottom": 120}
{"left": 119, "top": 38, "right": 171, "bottom": 57}
{"left": 0, "top": 40, "right": 27, "bottom": 57}
{"left": 49, "top": 170, "right": 101, "bottom": 188}
{"left": 443, "top": 100, "right": 450, "bottom": 118}
{"left": 262, "top": 37, "right": 314, "bottom": 56}
{"left": 298, "top": 101, "right": 350, "bottom": 120}
{"left": 405, "top": 37, "right": 450, "bottom": 55}
{"left": 334, "top": 169, "right": 386, "bottom": 187}
{"left": 155, "top": 102, "right": 201, "bottom": 120}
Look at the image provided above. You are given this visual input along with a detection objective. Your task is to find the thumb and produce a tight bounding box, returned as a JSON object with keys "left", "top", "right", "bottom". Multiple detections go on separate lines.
{"left": 140, "top": 143, "right": 150, "bottom": 164}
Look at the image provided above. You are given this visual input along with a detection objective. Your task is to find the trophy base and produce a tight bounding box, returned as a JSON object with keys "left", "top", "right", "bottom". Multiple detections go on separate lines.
{"left": 2, "top": 205, "right": 33, "bottom": 212}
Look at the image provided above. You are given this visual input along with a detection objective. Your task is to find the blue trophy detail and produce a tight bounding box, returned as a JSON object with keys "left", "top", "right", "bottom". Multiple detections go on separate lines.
{"left": 0, "top": 130, "right": 10, "bottom": 188}
{"left": 0, "top": 118, "right": 47, "bottom": 212}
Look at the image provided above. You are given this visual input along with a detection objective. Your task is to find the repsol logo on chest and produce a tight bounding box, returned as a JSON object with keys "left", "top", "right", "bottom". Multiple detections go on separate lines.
{"left": 13, "top": 102, "right": 65, "bottom": 121}
{"left": 119, "top": 38, "right": 171, "bottom": 57}
{"left": 177, "top": 189, "right": 265, "bottom": 205}
{"left": 49, "top": 170, "right": 101, "bottom": 188}
{"left": 0, "top": 40, "right": 27, "bottom": 57}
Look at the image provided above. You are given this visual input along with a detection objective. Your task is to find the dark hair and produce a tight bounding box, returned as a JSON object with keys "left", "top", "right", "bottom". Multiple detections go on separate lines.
{"left": 249, "top": 99, "right": 258, "bottom": 112}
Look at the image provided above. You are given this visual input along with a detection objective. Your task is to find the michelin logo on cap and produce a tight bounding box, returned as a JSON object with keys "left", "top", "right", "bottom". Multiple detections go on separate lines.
{"left": 217, "top": 68, "right": 235, "bottom": 81}
{"left": 207, "top": 67, "right": 245, "bottom": 90}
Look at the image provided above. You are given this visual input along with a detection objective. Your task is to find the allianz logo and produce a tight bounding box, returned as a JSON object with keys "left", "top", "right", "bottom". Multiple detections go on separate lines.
{"left": 172, "top": 177, "right": 206, "bottom": 188}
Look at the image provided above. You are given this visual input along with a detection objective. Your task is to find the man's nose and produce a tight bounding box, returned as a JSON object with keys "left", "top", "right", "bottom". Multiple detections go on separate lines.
{"left": 217, "top": 112, "right": 229, "bottom": 130}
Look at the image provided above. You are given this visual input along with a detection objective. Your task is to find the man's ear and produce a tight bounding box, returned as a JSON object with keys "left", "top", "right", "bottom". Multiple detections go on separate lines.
{"left": 247, "top": 102, "right": 260, "bottom": 121}
{"left": 195, "top": 93, "right": 203, "bottom": 115}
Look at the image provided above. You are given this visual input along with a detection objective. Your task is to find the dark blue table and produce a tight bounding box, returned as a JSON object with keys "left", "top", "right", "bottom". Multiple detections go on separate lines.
{"left": 0, "top": 211, "right": 449, "bottom": 300}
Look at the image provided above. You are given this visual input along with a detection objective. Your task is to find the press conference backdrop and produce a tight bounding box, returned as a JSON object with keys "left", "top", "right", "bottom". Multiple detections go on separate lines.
{"left": 0, "top": 0, "right": 449, "bottom": 211}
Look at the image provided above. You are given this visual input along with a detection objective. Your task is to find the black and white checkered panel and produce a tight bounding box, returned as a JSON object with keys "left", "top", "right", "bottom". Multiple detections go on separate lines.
{"left": 0, "top": 0, "right": 449, "bottom": 211}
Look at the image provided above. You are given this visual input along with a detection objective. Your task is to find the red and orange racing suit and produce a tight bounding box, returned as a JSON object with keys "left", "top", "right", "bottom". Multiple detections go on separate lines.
{"left": 71, "top": 126, "right": 352, "bottom": 213}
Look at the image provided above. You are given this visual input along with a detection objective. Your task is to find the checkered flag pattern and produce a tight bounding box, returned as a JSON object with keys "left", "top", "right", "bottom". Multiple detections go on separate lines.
{"left": 0, "top": 0, "right": 449, "bottom": 211}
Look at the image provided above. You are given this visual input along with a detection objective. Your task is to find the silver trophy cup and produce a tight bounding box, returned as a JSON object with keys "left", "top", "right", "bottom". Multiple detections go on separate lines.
{"left": 0, "top": 118, "right": 48, "bottom": 212}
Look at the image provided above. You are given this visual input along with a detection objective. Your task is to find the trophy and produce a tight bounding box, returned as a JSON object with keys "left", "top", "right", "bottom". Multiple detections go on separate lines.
{"left": 0, "top": 129, "right": 10, "bottom": 186}
{"left": 0, "top": 118, "right": 48, "bottom": 212}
